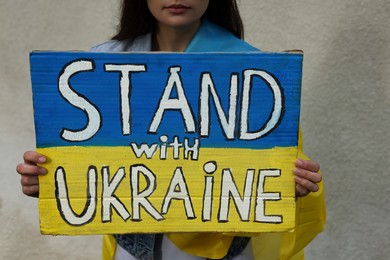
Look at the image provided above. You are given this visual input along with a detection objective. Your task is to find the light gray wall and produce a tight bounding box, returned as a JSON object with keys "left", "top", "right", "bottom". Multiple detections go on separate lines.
{"left": 1, "top": 1, "right": 389, "bottom": 259}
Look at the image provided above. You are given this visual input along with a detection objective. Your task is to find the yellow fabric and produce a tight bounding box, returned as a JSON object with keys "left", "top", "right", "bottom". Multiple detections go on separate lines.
{"left": 101, "top": 131, "right": 326, "bottom": 259}
{"left": 166, "top": 233, "right": 234, "bottom": 259}
{"left": 102, "top": 234, "right": 116, "bottom": 260}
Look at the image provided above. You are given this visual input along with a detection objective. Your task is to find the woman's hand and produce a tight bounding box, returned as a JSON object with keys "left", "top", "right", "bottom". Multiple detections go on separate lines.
{"left": 16, "top": 151, "right": 47, "bottom": 197}
{"left": 294, "top": 159, "right": 322, "bottom": 197}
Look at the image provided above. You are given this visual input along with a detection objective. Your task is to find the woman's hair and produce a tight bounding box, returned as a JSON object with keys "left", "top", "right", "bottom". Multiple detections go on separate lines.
{"left": 112, "top": 0, "right": 244, "bottom": 41}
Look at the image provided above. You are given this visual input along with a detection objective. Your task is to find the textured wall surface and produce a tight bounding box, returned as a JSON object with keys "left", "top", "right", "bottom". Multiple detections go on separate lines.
{"left": 1, "top": 0, "right": 389, "bottom": 259}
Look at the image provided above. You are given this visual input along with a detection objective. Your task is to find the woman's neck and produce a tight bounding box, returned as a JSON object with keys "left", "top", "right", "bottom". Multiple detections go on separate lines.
{"left": 152, "top": 21, "right": 201, "bottom": 52}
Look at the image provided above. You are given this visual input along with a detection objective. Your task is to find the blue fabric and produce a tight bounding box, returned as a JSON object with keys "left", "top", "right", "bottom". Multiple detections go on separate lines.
{"left": 185, "top": 19, "right": 259, "bottom": 52}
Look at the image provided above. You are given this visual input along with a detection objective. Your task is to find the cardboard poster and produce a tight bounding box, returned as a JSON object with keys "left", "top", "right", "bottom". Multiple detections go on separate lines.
{"left": 30, "top": 51, "right": 302, "bottom": 235}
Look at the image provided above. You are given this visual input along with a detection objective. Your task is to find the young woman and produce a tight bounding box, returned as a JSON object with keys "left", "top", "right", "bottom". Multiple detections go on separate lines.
{"left": 17, "top": 1, "right": 324, "bottom": 259}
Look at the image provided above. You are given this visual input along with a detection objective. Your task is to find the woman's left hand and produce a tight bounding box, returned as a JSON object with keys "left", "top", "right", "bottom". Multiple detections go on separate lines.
{"left": 294, "top": 159, "right": 322, "bottom": 197}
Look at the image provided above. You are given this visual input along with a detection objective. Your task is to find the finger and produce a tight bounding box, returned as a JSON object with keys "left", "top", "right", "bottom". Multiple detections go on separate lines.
{"left": 295, "top": 159, "right": 320, "bottom": 172}
{"left": 23, "top": 151, "right": 46, "bottom": 165}
{"left": 16, "top": 163, "right": 48, "bottom": 176}
{"left": 293, "top": 167, "right": 322, "bottom": 183}
{"left": 295, "top": 183, "right": 309, "bottom": 197}
{"left": 22, "top": 185, "right": 39, "bottom": 197}
{"left": 295, "top": 175, "right": 319, "bottom": 193}
{"left": 20, "top": 175, "right": 39, "bottom": 187}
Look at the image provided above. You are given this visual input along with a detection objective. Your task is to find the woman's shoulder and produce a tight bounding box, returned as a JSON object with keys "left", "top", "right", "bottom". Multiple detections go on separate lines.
{"left": 90, "top": 33, "right": 152, "bottom": 53}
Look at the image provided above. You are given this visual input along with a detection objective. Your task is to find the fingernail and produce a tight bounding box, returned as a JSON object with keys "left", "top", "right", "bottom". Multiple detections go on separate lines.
{"left": 295, "top": 159, "right": 303, "bottom": 167}
{"left": 39, "top": 168, "right": 48, "bottom": 174}
{"left": 38, "top": 156, "right": 46, "bottom": 163}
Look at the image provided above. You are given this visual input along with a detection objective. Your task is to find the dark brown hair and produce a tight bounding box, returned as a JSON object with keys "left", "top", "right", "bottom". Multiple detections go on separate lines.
{"left": 112, "top": 0, "right": 244, "bottom": 41}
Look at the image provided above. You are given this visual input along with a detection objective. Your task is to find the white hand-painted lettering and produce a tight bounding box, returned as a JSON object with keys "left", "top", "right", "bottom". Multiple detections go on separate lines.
{"left": 218, "top": 169, "right": 255, "bottom": 222}
{"left": 55, "top": 166, "right": 97, "bottom": 226}
{"left": 200, "top": 73, "right": 238, "bottom": 139}
{"left": 240, "top": 70, "right": 284, "bottom": 140}
{"left": 58, "top": 60, "right": 101, "bottom": 142}
{"left": 255, "top": 169, "right": 282, "bottom": 223}
{"left": 149, "top": 66, "right": 196, "bottom": 133}
{"left": 55, "top": 164, "right": 284, "bottom": 225}
{"left": 161, "top": 167, "right": 195, "bottom": 219}
{"left": 101, "top": 166, "right": 130, "bottom": 222}
{"left": 104, "top": 64, "right": 147, "bottom": 135}
{"left": 130, "top": 165, "right": 164, "bottom": 221}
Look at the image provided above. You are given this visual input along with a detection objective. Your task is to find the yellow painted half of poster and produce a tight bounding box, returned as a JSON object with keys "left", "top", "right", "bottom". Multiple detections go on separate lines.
{"left": 38, "top": 146, "right": 296, "bottom": 235}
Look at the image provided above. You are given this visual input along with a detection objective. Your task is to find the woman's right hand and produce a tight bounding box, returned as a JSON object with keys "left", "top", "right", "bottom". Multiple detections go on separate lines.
{"left": 16, "top": 151, "right": 48, "bottom": 197}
